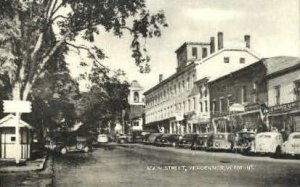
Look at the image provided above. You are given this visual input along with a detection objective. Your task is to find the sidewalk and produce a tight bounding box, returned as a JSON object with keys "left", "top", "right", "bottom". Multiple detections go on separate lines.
{"left": 0, "top": 155, "right": 47, "bottom": 173}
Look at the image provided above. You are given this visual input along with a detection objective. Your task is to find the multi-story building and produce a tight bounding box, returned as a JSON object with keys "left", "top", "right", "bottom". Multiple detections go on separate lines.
{"left": 144, "top": 32, "right": 260, "bottom": 135}
{"left": 208, "top": 60, "right": 268, "bottom": 133}
{"left": 266, "top": 56, "right": 300, "bottom": 133}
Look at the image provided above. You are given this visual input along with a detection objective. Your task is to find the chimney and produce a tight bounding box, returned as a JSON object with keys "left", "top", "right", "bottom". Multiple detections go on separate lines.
{"left": 217, "top": 32, "right": 223, "bottom": 50}
{"left": 244, "top": 35, "right": 250, "bottom": 48}
{"left": 210, "top": 37, "right": 215, "bottom": 54}
{"left": 159, "top": 74, "right": 163, "bottom": 83}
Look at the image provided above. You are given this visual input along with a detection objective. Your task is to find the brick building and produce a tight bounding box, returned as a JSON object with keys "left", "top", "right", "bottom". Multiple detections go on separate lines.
{"left": 208, "top": 60, "right": 268, "bottom": 133}
{"left": 144, "top": 32, "right": 260, "bottom": 135}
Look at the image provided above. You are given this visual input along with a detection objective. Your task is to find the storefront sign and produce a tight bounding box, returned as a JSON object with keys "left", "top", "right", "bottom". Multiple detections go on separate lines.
{"left": 269, "top": 100, "right": 300, "bottom": 113}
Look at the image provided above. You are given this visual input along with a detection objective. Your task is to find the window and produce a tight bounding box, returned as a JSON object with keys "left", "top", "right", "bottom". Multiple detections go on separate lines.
{"left": 183, "top": 101, "right": 186, "bottom": 113}
{"left": 202, "top": 48, "right": 208, "bottom": 58}
{"left": 192, "top": 47, "right": 198, "bottom": 58}
{"left": 224, "top": 57, "right": 230, "bottom": 63}
{"left": 294, "top": 81, "right": 300, "bottom": 100}
{"left": 133, "top": 121, "right": 139, "bottom": 126}
{"left": 134, "top": 92, "right": 139, "bottom": 103}
{"left": 182, "top": 80, "right": 185, "bottom": 90}
{"left": 212, "top": 101, "right": 217, "bottom": 113}
{"left": 188, "top": 99, "right": 191, "bottom": 111}
{"left": 241, "top": 86, "right": 247, "bottom": 103}
{"left": 199, "top": 86, "right": 203, "bottom": 98}
{"left": 200, "top": 102, "right": 203, "bottom": 112}
{"left": 204, "top": 86, "right": 208, "bottom": 97}
{"left": 275, "top": 85, "right": 281, "bottom": 105}
{"left": 253, "top": 81, "right": 258, "bottom": 103}
{"left": 205, "top": 100, "right": 208, "bottom": 112}
{"left": 178, "top": 82, "right": 181, "bottom": 93}
{"left": 174, "top": 84, "right": 177, "bottom": 94}
{"left": 227, "top": 96, "right": 232, "bottom": 107}
{"left": 187, "top": 77, "right": 190, "bottom": 89}
{"left": 193, "top": 97, "right": 196, "bottom": 110}
{"left": 240, "top": 58, "right": 245, "bottom": 64}
{"left": 11, "top": 137, "right": 16, "bottom": 142}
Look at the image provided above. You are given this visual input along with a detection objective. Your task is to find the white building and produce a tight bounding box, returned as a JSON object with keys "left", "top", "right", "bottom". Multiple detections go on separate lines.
{"left": 127, "top": 80, "right": 144, "bottom": 132}
{"left": 266, "top": 56, "right": 300, "bottom": 132}
{"left": 144, "top": 32, "right": 260, "bottom": 135}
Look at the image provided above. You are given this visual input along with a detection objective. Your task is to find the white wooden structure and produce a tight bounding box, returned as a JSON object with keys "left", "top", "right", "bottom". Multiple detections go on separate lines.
{"left": 0, "top": 114, "right": 33, "bottom": 160}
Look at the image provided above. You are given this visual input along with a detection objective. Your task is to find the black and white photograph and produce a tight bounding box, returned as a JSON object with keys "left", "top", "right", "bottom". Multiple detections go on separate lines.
{"left": 0, "top": 0, "right": 300, "bottom": 186}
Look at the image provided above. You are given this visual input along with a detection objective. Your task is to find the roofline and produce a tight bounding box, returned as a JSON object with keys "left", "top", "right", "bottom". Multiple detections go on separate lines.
{"left": 175, "top": 42, "right": 211, "bottom": 53}
{"left": 265, "top": 62, "right": 300, "bottom": 80}
{"left": 144, "top": 47, "right": 261, "bottom": 96}
{"left": 143, "top": 63, "right": 196, "bottom": 95}
{"left": 195, "top": 48, "right": 260, "bottom": 65}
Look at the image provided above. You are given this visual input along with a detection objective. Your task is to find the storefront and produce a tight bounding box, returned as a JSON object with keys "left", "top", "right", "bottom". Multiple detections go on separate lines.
{"left": 268, "top": 100, "right": 300, "bottom": 133}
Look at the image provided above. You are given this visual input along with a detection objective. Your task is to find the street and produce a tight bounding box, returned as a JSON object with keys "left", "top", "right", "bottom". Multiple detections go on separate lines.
{"left": 1, "top": 144, "right": 300, "bottom": 187}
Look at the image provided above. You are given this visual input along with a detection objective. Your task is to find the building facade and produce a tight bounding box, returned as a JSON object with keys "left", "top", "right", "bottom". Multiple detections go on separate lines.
{"left": 266, "top": 57, "right": 300, "bottom": 134}
{"left": 208, "top": 60, "right": 268, "bottom": 133}
{"left": 144, "top": 32, "right": 260, "bottom": 135}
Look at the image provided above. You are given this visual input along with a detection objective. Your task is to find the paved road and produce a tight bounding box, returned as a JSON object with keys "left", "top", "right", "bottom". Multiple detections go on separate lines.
{"left": 1, "top": 144, "right": 300, "bottom": 187}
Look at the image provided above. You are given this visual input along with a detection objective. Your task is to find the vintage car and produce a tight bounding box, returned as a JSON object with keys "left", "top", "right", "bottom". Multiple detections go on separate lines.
{"left": 177, "top": 134, "right": 198, "bottom": 149}
{"left": 116, "top": 134, "right": 133, "bottom": 144}
{"left": 97, "top": 134, "right": 109, "bottom": 144}
{"left": 191, "top": 133, "right": 213, "bottom": 150}
{"left": 251, "top": 132, "right": 283, "bottom": 156}
{"left": 46, "top": 134, "right": 91, "bottom": 155}
{"left": 207, "top": 132, "right": 235, "bottom": 151}
{"left": 282, "top": 132, "right": 300, "bottom": 157}
{"left": 142, "top": 133, "right": 152, "bottom": 144}
{"left": 232, "top": 131, "right": 256, "bottom": 153}
{"left": 148, "top": 133, "right": 164, "bottom": 145}
{"left": 159, "top": 134, "right": 181, "bottom": 147}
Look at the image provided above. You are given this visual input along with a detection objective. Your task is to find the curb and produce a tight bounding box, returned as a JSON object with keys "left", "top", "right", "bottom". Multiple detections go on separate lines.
{"left": 0, "top": 154, "right": 48, "bottom": 173}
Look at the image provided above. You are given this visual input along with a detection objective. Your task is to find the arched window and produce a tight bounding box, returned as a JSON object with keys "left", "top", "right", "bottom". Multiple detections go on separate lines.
{"left": 134, "top": 92, "right": 139, "bottom": 103}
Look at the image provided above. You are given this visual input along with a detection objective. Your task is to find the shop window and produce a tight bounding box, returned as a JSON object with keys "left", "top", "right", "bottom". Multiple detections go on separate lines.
{"left": 275, "top": 85, "right": 280, "bottom": 105}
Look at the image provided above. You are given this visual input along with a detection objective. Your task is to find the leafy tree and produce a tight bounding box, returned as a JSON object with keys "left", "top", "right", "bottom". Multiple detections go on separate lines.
{"left": 0, "top": 0, "right": 167, "bottom": 101}
{"left": 78, "top": 68, "right": 129, "bottom": 132}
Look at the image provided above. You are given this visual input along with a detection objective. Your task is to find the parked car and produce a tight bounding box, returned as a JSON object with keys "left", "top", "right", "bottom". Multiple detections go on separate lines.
{"left": 160, "top": 134, "right": 181, "bottom": 147}
{"left": 148, "top": 133, "right": 163, "bottom": 145}
{"left": 232, "top": 131, "right": 256, "bottom": 153}
{"left": 191, "top": 133, "right": 213, "bottom": 150}
{"left": 132, "top": 131, "right": 150, "bottom": 143}
{"left": 177, "top": 134, "right": 198, "bottom": 149}
{"left": 117, "top": 134, "right": 133, "bottom": 144}
{"left": 208, "top": 132, "right": 235, "bottom": 151}
{"left": 282, "top": 132, "right": 300, "bottom": 157}
{"left": 97, "top": 134, "right": 109, "bottom": 144}
{"left": 142, "top": 133, "right": 152, "bottom": 144}
{"left": 46, "top": 134, "right": 91, "bottom": 155}
{"left": 251, "top": 132, "right": 283, "bottom": 157}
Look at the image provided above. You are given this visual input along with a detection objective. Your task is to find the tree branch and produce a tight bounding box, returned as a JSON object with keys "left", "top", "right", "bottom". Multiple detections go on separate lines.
{"left": 65, "top": 42, "right": 108, "bottom": 69}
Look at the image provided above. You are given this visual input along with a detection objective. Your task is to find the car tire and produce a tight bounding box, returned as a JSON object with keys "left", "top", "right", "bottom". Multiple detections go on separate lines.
{"left": 60, "top": 147, "right": 67, "bottom": 155}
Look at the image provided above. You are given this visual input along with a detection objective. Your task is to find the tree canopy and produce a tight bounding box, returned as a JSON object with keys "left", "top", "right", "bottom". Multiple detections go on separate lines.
{"left": 0, "top": 0, "right": 167, "bottom": 100}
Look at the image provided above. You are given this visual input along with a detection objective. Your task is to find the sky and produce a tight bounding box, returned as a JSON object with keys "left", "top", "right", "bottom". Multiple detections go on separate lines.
{"left": 67, "top": 0, "right": 300, "bottom": 92}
